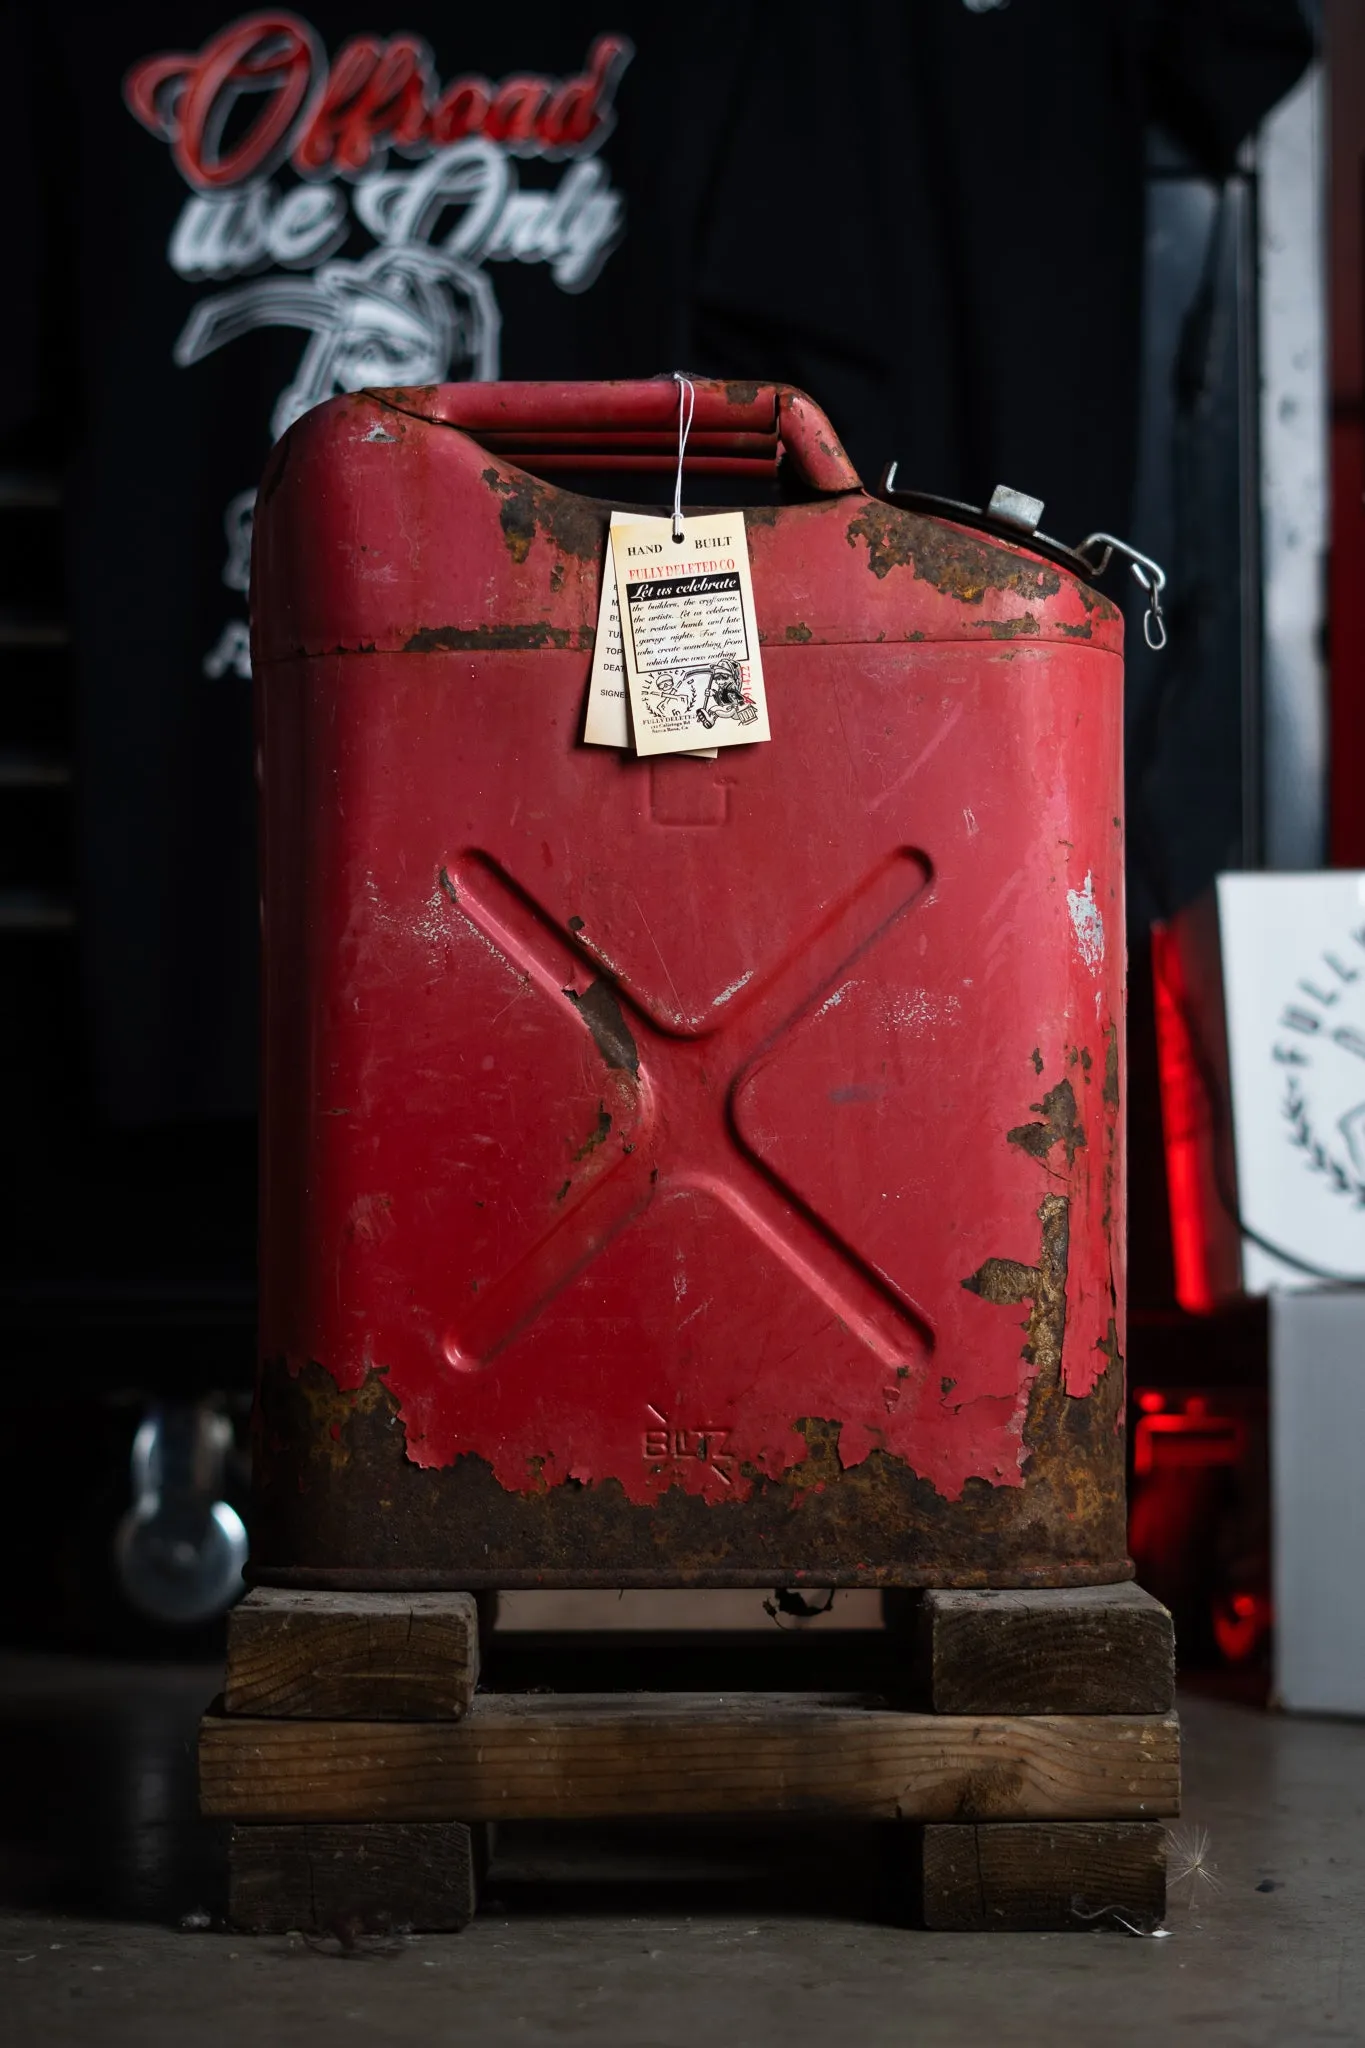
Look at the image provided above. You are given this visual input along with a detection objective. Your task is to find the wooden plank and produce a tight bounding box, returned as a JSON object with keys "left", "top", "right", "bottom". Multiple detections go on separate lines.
{"left": 225, "top": 1589, "right": 480, "bottom": 1719}
{"left": 917, "top": 1585, "right": 1175, "bottom": 1714}
{"left": 200, "top": 1693, "right": 1180, "bottom": 1825}
{"left": 228, "top": 1820, "right": 482, "bottom": 1934}
{"left": 917, "top": 1821, "right": 1168, "bottom": 1931}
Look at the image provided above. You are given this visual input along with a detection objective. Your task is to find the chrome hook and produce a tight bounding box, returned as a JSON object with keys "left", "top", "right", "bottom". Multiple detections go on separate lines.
{"left": 1076, "top": 533, "right": 1168, "bottom": 651}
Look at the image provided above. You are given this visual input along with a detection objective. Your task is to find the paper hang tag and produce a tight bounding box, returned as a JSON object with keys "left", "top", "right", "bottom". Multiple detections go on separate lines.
{"left": 583, "top": 513, "right": 717, "bottom": 757}
{"left": 611, "top": 512, "right": 770, "bottom": 759}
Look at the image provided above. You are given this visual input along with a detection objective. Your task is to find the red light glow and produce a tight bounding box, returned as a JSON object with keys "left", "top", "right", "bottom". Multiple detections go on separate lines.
{"left": 1133, "top": 1404, "right": 1245, "bottom": 1475}
{"left": 1213, "top": 1590, "right": 1272, "bottom": 1663}
{"left": 1151, "top": 924, "right": 1217, "bottom": 1314}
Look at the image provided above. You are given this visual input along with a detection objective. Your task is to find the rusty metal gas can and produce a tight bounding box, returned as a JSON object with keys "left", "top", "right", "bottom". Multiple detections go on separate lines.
{"left": 251, "top": 379, "right": 1127, "bottom": 1590}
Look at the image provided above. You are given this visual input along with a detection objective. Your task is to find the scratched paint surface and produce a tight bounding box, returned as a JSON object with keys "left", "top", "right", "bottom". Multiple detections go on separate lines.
{"left": 257, "top": 383, "right": 1124, "bottom": 1522}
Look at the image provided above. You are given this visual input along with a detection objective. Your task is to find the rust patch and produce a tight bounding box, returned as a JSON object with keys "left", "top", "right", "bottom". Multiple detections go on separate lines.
{"left": 269, "top": 1366, "right": 396, "bottom": 1477}
{"left": 1103, "top": 1024, "right": 1120, "bottom": 1110}
{"left": 963, "top": 1193, "right": 1069, "bottom": 1382}
{"left": 956, "top": 1189, "right": 1121, "bottom": 1545}
{"left": 983, "top": 615, "right": 1042, "bottom": 640}
{"left": 1007, "top": 1080, "right": 1085, "bottom": 1167}
{"left": 1034, "top": 1325, "right": 1125, "bottom": 1536}
{"left": 404, "top": 622, "right": 595, "bottom": 653}
{"left": 845, "top": 501, "right": 1062, "bottom": 604}
{"left": 252, "top": 1349, "right": 1129, "bottom": 1589}
{"left": 785, "top": 622, "right": 813, "bottom": 643}
{"left": 572, "top": 1102, "right": 612, "bottom": 1161}
{"left": 962, "top": 1256, "right": 1041, "bottom": 1308}
{"left": 1022, "top": 1194, "right": 1069, "bottom": 1387}
{"left": 722, "top": 379, "right": 765, "bottom": 407}
{"left": 566, "top": 978, "right": 639, "bottom": 1076}
{"left": 480, "top": 465, "right": 606, "bottom": 565}
{"left": 372, "top": 384, "right": 440, "bottom": 410}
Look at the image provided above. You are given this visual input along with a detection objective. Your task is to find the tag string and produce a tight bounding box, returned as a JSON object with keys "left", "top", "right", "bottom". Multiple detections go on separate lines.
{"left": 671, "top": 371, "right": 695, "bottom": 542}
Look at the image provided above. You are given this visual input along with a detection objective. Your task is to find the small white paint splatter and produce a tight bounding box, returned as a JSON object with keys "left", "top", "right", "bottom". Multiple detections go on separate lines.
{"left": 456, "top": 908, "right": 511, "bottom": 966}
{"left": 817, "top": 980, "right": 857, "bottom": 1018}
{"left": 355, "top": 870, "right": 467, "bottom": 969}
{"left": 578, "top": 931, "right": 629, "bottom": 982}
{"left": 1067, "top": 870, "right": 1105, "bottom": 973}
{"left": 886, "top": 991, "right": 961, "bottom": 1032}
{"left": 712, "top": 970, "right": 753, "bottom": 1008}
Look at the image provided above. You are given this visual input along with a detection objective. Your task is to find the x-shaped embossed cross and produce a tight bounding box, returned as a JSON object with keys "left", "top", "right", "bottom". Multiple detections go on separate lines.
{"left": 440, "top": 849, "right": 935, "bottom": 1376}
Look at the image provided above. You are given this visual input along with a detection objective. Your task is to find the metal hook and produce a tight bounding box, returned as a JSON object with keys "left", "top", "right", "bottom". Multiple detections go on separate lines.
{"left": 1136, "top": 567, "right": 1168, "bottom": 650}
{"left": 1076, "top": 532, "right": 1168, "bottom": 651}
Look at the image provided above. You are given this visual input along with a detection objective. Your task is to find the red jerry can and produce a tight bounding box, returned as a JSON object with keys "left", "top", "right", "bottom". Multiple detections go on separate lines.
{"left": 251, "top": 380, "right": 1127, "bottom": 1591}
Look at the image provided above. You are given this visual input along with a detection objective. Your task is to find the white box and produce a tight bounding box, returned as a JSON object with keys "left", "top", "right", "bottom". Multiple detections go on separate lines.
{"left": 1217, "top": 872, "right": 1365, "bottom": 1291}
{"left": 1271, "top": 1288, "right": 1365, "bottom": 1714}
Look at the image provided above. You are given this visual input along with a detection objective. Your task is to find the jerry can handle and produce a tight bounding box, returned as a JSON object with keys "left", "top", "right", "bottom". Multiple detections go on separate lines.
{"left": 373, "top": 379, "right": 862, "bottom": 494}
{"left": 776, "top": 388, "right": 862, "bottom": 494}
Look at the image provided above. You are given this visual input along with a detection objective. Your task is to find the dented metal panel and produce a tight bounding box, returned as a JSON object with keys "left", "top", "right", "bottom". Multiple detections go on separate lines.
{"left": 251, "top": 378, "right": 1128, "bottom": 1589}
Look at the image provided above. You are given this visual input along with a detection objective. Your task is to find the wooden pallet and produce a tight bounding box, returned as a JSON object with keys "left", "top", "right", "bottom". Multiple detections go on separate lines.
{"left": 203, "top": 1583, "right": 1178, "bottom": 1934}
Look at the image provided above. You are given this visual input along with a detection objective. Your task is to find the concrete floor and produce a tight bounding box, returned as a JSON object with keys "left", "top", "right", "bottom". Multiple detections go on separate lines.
{"left": 2, "top": 1652, "right": 1364, "bottom": 2047}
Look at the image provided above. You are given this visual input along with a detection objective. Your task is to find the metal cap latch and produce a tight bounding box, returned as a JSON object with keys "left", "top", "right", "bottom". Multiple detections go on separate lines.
{"left": 876, "top": 466, "right": 1169, "bottom": 649}
{"left": 986, "top": 484, "right": 1045, "bottom": 536}
{"left": 1074, "top": 533, "right": 1168, "bottom": 650}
